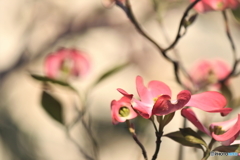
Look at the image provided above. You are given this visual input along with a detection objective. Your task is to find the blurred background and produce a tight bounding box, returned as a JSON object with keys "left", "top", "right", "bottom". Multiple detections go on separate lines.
{"left": 1, "top": 0, "right": 240, "bottom": 160}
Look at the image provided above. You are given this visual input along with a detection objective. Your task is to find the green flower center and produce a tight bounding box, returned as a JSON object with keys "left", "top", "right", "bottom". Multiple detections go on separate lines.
{"left": 207, "top": 70, "right": 218, "bottom": 84}
{"left": 61, "top": 59, "right": 73, "bottom": 74}
{"left": 210, "top": 126, "right": 225, "bottom": 135}
{"left": 119, "top": 107, "right": 130, "bottom": 117}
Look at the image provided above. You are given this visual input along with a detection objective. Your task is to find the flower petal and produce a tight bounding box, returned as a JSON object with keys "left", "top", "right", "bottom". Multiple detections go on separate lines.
{"left": 212, "top": 114, "right": 240, "bottom": 144}
{"left": 132, "top": 99, "right": 152, "bottom": 119}
{"left": 117, "top": 88, "right": 133, "bottom": 100}
{"left": 111, "top": 96, "right": 137, "bottom": 124}
{"left": 185, "top": 91, "right": 231, "bottom": 116}
{"left": 152, "top": 90, "right": 191, "bottom": 116}
{"left": 211, "top": 59, "right": 230, "bottom": 81}
{"left": 148, "top": 80, "right": 172, "bottom": 98}
{"left": 191, "top": 0, "right": 213, "bottom": 13}
{"left": 136, "top": 76, "right": 153, "bottom": 104}
{"left": 181, "top": 108, "right": 211, "bottom": 136}
{"left": 71, "top": 49, "right": 90, "bottom": 77}
{"left": 210, "top": 116, "right": 238, "bottom": 131}
{"left": 44, "top": 54, "right": 64, "bottom": 78}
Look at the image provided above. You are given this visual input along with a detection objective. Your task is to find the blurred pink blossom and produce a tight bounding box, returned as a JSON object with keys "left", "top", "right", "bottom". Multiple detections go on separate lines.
{"left": 191, "top": 0, "right": 239, "bottom": 13}
{"left": 117, "top": 76, "right": 230, "bottom": 119}
{"left": 44, "top": 48, "right": 90, "bottom": 80}
{"left": 188, "top": 59, "right": 231, "bottom": 88}
{"left": 111, "top": 89, "right": 138, "bottom": 124}
{"left": 182, "top": 108, "right": 240, "bottom": 146}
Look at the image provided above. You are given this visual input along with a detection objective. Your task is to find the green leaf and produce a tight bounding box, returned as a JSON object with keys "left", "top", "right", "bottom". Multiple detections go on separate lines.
{"left": 41, "top": 91, "right": 63, "bottom": 124}
{"left": 94, "top": 62, "right": 130, "bottom": 86}
{"left": 31, "top": 74, "right": 76, "bottom": 91}
{"left": 188, "top": 13, "right": 198, "bottom": 25}
{"left": 164, "top": 131, "right": 204, "bottom": 151}
{"left": 162, "top": 112, "right": 175, "bottom": 128}
{"left": 231, "top": 7, "right": 240, "bottom": 23}
{"left": 180, "top": 128, "right": 207, "bottom": 148}
{"left": 213, "top": 145, "right": 240, "bottom": 152}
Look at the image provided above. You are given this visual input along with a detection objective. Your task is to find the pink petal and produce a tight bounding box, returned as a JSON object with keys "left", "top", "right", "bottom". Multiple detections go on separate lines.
{"left": 203, "top": 0, "right": 228, "bottom": 10}
{"left": 211, "top": 59, "right": 230, "bottom": 80}
{"left": 191, "top": 0, "right": 213, "bottom": 13}
{"left": 148, "top": 80, "right": 172, "bottom": 98}
{"left": 117, "top": 88, "right": 133, "bottom": 99}
{"left": 44, "top": 48, "right": 90, "bottom": 79}
{"left": 221, "top": 136, "right": 238, "bottom": 146}
{"left": 44, "top": 54, "right": 64, "bottom": 78}
{"left": 136, "top": 76, "right": 153, "bottom": 104}
{"left": 152, "top": 90, "right": 191, "bottom": 116}
{"left": 71, "top": 49, "right": 90, "bottom": 77}
{"left": 212, "top": 114, "right": 240, "bottom": 144}
{"left": 210, "top": 116, "right": 238, "bottom": 131}
{"left": 181, "top": 108, "right": 211, "bottom": 136}
{"left": 111, "top": 96, "right": 137, "bottom": 124}
{"left": 132, "top": 99, "right": 152, "bottom": 119}
{"left": 230, "top": 140, "right": 240, "bottom": 145}
{"left": 227, "top": 0, "right": 239, "bottom": 8}
{"left": 185, "top": 91, "right": 231, "bottom": 116}
{"left": 190, "top": 60, "right": 212, "bottom": 84}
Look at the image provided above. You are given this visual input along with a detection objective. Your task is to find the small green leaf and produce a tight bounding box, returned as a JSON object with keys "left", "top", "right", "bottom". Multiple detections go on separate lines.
{"left": 164, "top": 131, "right": 204, "bottom": 151}
{"left": 94, "top": 62, "right": 130, "bottom": 86}
{"left": 188, "top": 13, "right": 198, "bottom": 25}
{"left": 183, "top": 13, "right": 198, "bottom": 28}
{"left": 31, "top": 74, "right": 76, "bottom": 91}
{"left": 162, "top": 112, "right": 175, "bottom": 127}
{"left": 41, "top": 91, "right": 63, "bottom": 124}
{"left": 180, "top": 128, "right": 207, "bottom": 148}
{"left": 231, "top": 7, "right": 240, "bottom": 23}
{"left": 213, "top": 145, "right": 240, "bottom": 152}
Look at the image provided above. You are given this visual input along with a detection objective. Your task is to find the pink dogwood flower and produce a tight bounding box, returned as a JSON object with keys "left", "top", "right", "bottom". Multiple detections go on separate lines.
{"left": 188, "top": 59, "right": 230, "bottom": 88}
{"left": 191, "top": 0, "right": 239, "bottom": 13}
{"left": 111, "top": 89, "right": 138, "bottom": 124}
{"left": 119, "top": 76, "right": 231, "bottom": 119}
{"left": 44, "top": 48, "right": 90, "bottom": 80}
{"left": 181, "top": 108, "right": 240, "bottom": 146}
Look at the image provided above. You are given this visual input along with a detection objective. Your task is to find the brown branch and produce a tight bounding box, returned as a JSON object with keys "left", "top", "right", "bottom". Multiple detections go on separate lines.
{"left": 127, "top": 121, "right": 148, "bottom": 160}
{"left": 116, "top": 0, "right": 201, "bottom": 89}
{"left": 219, "top": 11, "right": 239, "bottom": 83}
{"left": 151, "top": 130, "right": 163, "bottom": 160}
{"left": 164, "top": 0, "right": 200, "bottom": 51}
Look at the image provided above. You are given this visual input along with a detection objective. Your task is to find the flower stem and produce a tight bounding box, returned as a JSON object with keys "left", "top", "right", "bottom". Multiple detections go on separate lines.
{"left": 151, "top": 116, "right": 164, "bottom": 160}
{"left": 202, "top": 138, "right": 216, "bottom": 160}
{"left": 126, "top": 120, "right": 148, "bottom": 160}
{"left": 151, "top": 130, "right": 163, "bottom": 160}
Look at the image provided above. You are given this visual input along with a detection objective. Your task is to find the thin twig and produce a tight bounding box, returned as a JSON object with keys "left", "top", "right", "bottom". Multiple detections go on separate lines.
{"left": 65, "top": 129, "right": 95, "bottom": 160}
{"left": 151, "top": 120, "right": 163, "bottom": 160}
{"left": 127, "top": 120, "right": 148, "bottom": 160}
{"left": 82, "top": 116, "right": 99, "bottom": 159}
{"left": 164, "top": 0, "right": 201, "bottom": 51}
{"left": 150, "top": 118, "right": 158, "bottom": 133}
{"left": 219, "top": 11, "right": 239, "bottom": 83}
{"left": 117, "top": 0, "right": 201, "bottom": 88}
